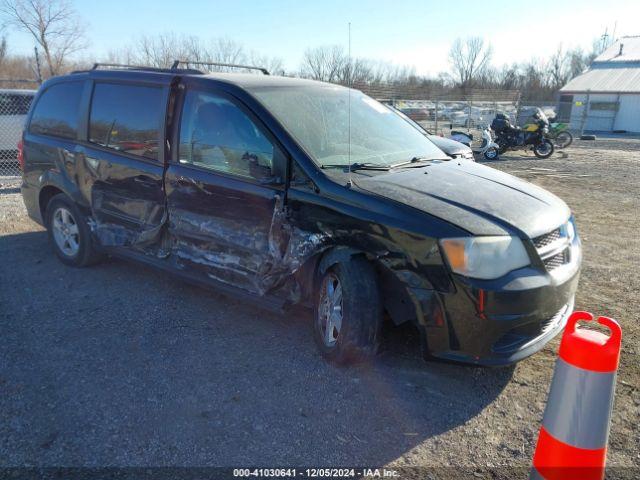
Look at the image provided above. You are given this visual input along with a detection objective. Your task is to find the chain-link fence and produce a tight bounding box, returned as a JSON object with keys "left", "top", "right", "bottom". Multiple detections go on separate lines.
{"left": 354, "top": 83, "right": 522, "bottom": 147}
{"left": 0, "top": 80, "right": 39, "bottom": 179}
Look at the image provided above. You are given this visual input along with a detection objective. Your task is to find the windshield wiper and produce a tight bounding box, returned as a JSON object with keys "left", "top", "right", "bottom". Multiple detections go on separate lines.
{"left": 321, "top": 162, "right": 391, "bottom": 171}
{"left": 390, "top": 156, "right": 435, "bottom": 169}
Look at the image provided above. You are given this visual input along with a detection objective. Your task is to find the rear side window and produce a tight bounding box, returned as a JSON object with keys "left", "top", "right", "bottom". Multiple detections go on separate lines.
{"left": 0, "top": 93, "right": 33, "bottom": 115}
{"left": 89, "top": 83, "right": 163, "bottom": 161}
{"left": 29, "top": 82, "right": 83, "bottom": 139}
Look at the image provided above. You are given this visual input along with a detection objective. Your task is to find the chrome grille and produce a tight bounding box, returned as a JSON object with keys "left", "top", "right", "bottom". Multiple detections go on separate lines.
{"left": 533, "top": 228, "right": 561, "bottom": 249}
{"left": 533, "top": 224, "right": 571, "bottom": 272}
{"left": 543, "top": 250, "right": 568, "bottom": 270}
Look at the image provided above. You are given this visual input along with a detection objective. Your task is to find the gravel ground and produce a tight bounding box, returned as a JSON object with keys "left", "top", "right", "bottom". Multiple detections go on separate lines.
{"left": 0, "top": 138, "right": 638, "bottom": 479}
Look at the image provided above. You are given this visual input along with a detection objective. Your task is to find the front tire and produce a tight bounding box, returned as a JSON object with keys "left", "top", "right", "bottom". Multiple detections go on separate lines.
{"left": 554, "top": 131, "right": 573, "bottom": 149}
{"left": 533, "top": 139, "right": 554, "bottom": 159}
{"left": 46, "top": 193, "right": 102, "bottom": 267}
{"left": 313, "top": 256, "right": 382, "bottom": 365}
{"left": 483, "top": 147, "right": 499, "bottom": 160}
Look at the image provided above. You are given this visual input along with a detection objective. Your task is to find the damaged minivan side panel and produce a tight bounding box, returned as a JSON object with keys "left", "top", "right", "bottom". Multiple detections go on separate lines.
{"left": 162, "top": 81, "right": 333, "bottom": 301}
{"left": 78, "top": 78, "right": 172, "bottom": 248}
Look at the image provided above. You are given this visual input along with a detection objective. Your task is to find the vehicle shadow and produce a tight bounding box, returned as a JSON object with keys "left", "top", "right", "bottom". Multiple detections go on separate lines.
{"left": 0, "top": 230, "right": 515, "bottom": 467}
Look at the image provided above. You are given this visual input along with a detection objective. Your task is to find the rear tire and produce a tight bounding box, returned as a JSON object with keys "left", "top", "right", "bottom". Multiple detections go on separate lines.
{"left": 533, "top": 139, "right": 554, "bottom": 159}
{"left": 497, "top": 140, "right": 509, "bottom": 155}
{"left": 313, "top": 256, "right": 382, "bottom": 365}
{"left": 554, "top": 131, "right": 573, "bottom": 149}
{"left": 46, "top": 193, "right": 102, "bottom": 267}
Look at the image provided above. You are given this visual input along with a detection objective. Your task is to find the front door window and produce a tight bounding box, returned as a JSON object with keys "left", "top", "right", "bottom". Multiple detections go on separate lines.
{"left": 178, "top": 90, "right": 276, "bottom": 181}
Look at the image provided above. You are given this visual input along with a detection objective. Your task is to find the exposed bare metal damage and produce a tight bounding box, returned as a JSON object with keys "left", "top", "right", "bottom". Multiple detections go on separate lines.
{"left": 166, "top": 194, "right": 330, "bottom": 299}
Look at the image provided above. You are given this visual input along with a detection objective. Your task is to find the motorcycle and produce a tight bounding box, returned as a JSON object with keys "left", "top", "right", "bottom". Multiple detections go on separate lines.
{"left": 449, "top": 126, "right": 500, "bottom": 160}
{"left": 491, "top": 110, "right": 554, "bottom": 159}
{"left": 544, "top": 114, "right": 573, "bottom": 149}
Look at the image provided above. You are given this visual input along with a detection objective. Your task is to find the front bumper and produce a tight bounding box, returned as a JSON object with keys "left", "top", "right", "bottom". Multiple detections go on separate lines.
{"left": 416, "top": 235, "right": 581, "bottom": 366}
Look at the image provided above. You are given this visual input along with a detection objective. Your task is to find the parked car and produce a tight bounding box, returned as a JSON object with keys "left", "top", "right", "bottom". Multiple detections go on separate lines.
{"left": 20, "top": 64, "right": 581, "bottom": 366}
{"left": 385, "top": 104, "right": 475, "bottom": 160}
{"left": 448, "top": 110, "right": 469, "bottom": 127}
{"left": 0, "top": 89, "right": 35, "bottom": 165}
{"left": 398, "top": 106, "right": 430, "bottom": 122}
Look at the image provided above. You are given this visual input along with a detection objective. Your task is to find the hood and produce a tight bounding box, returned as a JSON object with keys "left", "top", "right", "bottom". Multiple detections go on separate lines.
{"left": 353, "top": 161, "right": 570, "bottom": 238}
{"left": 427, "top": 135, "right": 471, "bottom": 156}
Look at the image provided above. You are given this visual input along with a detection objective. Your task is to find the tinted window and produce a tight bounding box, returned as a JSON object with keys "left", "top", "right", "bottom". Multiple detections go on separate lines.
{"left": 178, "top": 90, "right": 274, "bottom": 179}
{"left": 0, "top": 93, "right": 34, "bottom": 115}
{"left": 89, "top": 83, "right": 163, "bottom": 161}
{"left": 30, "top": 82, "right": 82, "bottom": 139}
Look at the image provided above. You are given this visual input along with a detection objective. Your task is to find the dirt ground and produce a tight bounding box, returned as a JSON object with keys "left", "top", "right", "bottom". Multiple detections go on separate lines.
{"left": 0, "top": 138, "right": 638, "bottom": 479}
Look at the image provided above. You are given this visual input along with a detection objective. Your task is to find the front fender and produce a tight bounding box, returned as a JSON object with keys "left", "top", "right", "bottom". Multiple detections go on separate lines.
{"left": 318, "top": 246, "right": 364, "bottom": 274}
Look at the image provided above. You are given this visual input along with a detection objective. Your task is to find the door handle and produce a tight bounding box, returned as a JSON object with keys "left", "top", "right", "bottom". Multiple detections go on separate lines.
{"left": 169, "top": 176, "right": 197, "bottom": 187}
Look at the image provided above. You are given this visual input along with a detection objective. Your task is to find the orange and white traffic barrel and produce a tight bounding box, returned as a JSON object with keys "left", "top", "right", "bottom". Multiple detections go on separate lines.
{"left": 531, "top": 311, "right": 622, "bottom": 480}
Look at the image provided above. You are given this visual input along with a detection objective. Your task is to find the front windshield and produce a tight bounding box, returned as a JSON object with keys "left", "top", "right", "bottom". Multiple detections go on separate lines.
{"left": 385, "top": 104, "right": 431, "bottom": 135}
{"left": 250, "top": 85, "right": 446, "bottom": 167}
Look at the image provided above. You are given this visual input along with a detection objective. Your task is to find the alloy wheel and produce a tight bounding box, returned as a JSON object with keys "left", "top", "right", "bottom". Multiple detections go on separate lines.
{"left": 52, "top": 207, "right": 80, "bottom": 257}
{"left": 318, "top": 273, "right": 343, "bottom": 347}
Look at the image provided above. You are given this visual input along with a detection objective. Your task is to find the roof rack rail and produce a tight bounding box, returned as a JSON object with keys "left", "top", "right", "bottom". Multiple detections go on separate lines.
{"left": 88, "top": 62, "right": 204, "bottom": 74}
{"left": 171, "top": 60, "right": 270, "bottom": 75}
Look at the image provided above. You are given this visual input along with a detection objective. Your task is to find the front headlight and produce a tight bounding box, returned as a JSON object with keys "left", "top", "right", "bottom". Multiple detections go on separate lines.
{"left": 440, "top": 236, "right": 530, "bottom": 280}
{"left": 566, "top": 218, "right": 576, "bottom": 241}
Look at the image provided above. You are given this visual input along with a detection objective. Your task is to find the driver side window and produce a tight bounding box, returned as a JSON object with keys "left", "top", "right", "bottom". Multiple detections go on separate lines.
{"left": 178, "top": 90, "right": 274, "bottom": 180}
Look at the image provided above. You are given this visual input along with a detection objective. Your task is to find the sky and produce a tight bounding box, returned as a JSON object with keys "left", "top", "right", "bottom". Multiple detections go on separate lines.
{"left": 2, "top": 0, "right": 639, "bottom": 76}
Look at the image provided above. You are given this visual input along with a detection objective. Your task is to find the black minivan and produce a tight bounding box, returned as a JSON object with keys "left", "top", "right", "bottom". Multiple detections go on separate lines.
{"left": 20, "top": 63, "right": 581, "bottom": 366}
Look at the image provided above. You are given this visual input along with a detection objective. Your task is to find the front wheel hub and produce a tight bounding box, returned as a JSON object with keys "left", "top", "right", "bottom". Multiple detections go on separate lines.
{"left": 318, "top": 273, "right": 343, "bottom": 347}
{"left": 52, "top": 207, "right": 80, "bottom": 257}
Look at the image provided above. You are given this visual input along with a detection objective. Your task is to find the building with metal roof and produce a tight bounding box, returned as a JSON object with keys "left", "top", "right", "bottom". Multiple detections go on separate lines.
{"left": 559, "top": 36, "right": 640, "bottom": 133}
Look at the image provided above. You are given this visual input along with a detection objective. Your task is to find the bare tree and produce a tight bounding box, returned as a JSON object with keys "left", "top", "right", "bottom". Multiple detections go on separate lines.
{"left": 0, "top": 35, "right": 6, "bottom": 66}
{"left": 300, "top": 45, "right": 415, "bottom": 85}
{"left": 134, "top": 32, "right": 192, "bottom": 68}
{"left": 124, "top": 33, "right": 283, "bottom": 75}
{"left": 300, "top": 45, "right": 347, "bottom": 82}
{"left": 547, "top": 45, "right": 571, "bottom": 90}
{"left": 448, "top": 37, "right": 493, "bottom": 89}
{"left": 248, "top": 51, "right": 284, "bottom": 75}
{"left": 207, "top": 37, "right": 245, "bottom": 66}
{"left": 1, "top": 0, "right": 86, "bottom": 76}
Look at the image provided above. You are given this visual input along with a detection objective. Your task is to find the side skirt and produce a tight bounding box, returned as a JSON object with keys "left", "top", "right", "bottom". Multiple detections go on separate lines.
{"left": 104, "top": 247, "right": 290, "bottom": 314}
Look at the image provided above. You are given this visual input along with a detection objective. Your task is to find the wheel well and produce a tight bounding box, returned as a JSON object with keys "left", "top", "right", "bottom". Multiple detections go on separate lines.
{"left": 39, "top": 186, "right": 64, "bottom": 221}
{"left": 306, "top": 247, "right": 415, "bottom": 326}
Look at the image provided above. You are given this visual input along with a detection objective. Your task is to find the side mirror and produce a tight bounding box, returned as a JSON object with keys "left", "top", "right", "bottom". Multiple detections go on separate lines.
{"left": 243, "top": 152, "right": 280, "bottom": 184}
{"left": 249, "top": 160, "right": 272, "bottom": 180}
{"left": 252, "top": 162, "right": 283, "bottom": 185}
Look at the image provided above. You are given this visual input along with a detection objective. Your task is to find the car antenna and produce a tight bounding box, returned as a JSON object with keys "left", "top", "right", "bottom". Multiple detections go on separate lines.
{"left": 347, "top": 22, "right": 353, "bottom": 189}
